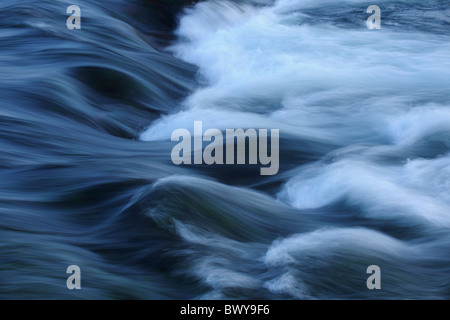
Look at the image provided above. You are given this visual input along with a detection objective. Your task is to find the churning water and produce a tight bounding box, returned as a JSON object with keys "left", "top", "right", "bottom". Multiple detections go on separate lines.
{"left": 1, "top": 0, "right": 449, "bottom": 299}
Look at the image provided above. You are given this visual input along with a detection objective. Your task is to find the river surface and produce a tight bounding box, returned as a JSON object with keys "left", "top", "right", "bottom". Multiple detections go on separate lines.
{"left": 1, "top": 0, "right": 449, "bottom": 299}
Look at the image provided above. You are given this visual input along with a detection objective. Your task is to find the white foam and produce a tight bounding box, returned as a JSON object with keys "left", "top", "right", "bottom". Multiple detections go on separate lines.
{"left": 141, "top": 0, "right": 450, "bottom": 146}
{"left": 278, "top": 157, "right": 450, "bottom": 227}
{"left": 263, "top": 272, "right": 308, "bottom": 298}
{"left": 387, "top": 106, "right": 450, "bottom": 146}
{"left": 264, "top": 227, "right": 411, "bottom": 266}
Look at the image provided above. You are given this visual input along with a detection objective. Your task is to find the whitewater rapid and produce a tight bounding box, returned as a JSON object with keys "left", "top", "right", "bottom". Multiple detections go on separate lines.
{"left": 140, "top": 0, "right": 450, "bottom": 299}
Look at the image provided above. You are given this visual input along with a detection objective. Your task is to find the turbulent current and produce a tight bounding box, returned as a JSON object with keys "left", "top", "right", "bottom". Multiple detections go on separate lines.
{"left": 1, "top": 0, "right": 449, "bottom": 299}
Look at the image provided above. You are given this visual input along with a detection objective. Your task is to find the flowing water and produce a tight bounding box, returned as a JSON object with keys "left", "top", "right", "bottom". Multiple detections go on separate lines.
{"left": 1, "top": 0, "right": 450, "bottom": 299}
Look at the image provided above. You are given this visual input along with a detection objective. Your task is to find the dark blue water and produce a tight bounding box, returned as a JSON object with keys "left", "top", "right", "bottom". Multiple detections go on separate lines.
{"left": 1, "top": 0, "right": 450, "bottom": 299}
